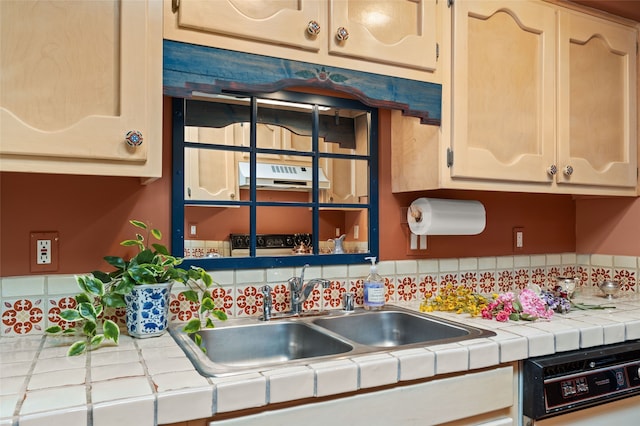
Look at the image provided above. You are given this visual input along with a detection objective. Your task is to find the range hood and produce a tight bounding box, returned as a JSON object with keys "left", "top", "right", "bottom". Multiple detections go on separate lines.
{"left": 238, "top": 162, "right": 330, "bottom": 191}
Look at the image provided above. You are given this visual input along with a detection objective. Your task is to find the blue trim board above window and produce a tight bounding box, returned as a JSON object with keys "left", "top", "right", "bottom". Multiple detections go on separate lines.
{"left": 163, "top": 40, "right": 442, "bottom": 126}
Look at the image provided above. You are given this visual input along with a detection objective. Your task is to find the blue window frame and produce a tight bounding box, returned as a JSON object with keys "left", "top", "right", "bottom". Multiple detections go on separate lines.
{"left": 172, "top": 91, "right": 379, "bottom": 270}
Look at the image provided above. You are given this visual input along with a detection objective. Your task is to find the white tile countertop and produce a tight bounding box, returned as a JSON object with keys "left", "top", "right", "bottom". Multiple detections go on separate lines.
{"left": 1, "top": 288, "right": 640, "bottom": 426}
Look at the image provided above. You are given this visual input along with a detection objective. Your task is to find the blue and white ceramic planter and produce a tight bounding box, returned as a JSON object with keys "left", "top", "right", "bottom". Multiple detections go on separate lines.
{"left": 124, "top": 282, "right": 174, "bottom": 338}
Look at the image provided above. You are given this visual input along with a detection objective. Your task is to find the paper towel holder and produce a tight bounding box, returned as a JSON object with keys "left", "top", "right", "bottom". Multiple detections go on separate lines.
{"left": 408, "top": 204, "right": 423, "bottom": 224}
{"left": 406, "top": 198, "right": 486, "bottom": 250}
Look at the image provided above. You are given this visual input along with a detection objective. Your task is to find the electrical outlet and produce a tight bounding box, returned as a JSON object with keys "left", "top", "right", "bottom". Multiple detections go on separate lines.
{"left": 37, "top": 239, "right": 51, "bottom": 264}
{"left": 30, "top": 232, "right": 59, "bottom": 272}
{"left": 513, "top": 227, "right": 524, "bottom": 252}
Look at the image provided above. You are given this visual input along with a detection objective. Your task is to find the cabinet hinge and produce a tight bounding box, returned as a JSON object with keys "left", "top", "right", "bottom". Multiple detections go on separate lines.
{"left": 436, "top": 43, "right": 440, "bottom": 61}
{"left": 187, "top": 187, "right": 191, "bottom": 198}
{"left": 172, "top": 0, "right": 180, "bottom": 13}
{"left": 447, "top": 148, "right": 454, "bottom": 168}
{"left": 448, "top": 0, "right": 454, "bottom": 8}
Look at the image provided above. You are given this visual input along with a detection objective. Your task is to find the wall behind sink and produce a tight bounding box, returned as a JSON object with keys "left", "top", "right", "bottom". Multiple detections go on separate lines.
{"left": 1, "top": 97, "right": 638, "bottom": 278}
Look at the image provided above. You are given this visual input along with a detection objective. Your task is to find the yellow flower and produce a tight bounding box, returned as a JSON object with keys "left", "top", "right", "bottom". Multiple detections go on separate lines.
{"left": 420, "top": 286, "right": 488, "bottom": 317}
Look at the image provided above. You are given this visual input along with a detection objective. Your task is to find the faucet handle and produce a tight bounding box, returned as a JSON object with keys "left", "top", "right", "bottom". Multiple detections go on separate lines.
{"left": 260, "top": 285, "right": 272, "bottom": 321}
{"left": 342, "top": 292, "right": 355, "bottom": 311}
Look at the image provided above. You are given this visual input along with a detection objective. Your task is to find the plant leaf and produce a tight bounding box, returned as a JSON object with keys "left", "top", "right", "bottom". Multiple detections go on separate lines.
{"left": 181, "top": 290, "right": 199, "bottom": 303}
{"left": 135, "top": 248, "right": 155, "bottom": 264}
{"left": 76, "top": 275, "right": 90, "bottom": 293}
{"left": 112, "top": 278, "right": 135, "bottom": 296}
{"left": 45, "top": 325, "right": 62, "bottom": 334}
{"left": 194, "top": 333, "right": 202, "bottom": 348}
{"left": 103, "top": 319, "right": 120, "bottom": 344}
{"left": 127, "top": 265, "right": 158, "bottom": 284}
{"left": 102, "top": 292, "right": 126, "bottom": 308}
{"left": 90, "top": 334, "right": 105, "bottom": 347}
{"left": 152, "top": 243, "right": 169, "bottom": 255}
{"left": 83, "top": 320, "right": 97, "bottom": 337}
{"left": 78, "top": 302, "right": 97, "bottom": 321}
{"left": 104, "top": 256, "right": 127, "bottom": 270}
{"left": 211, "top": 310, "right": 228, "bottom": 321}
{"left": 121, "top": 239, "right": 140, "bottom": 247}
{"left": 130, "top": 219, "right": 147, "bottom": 230}
{"left": 68, "top": 341, "right": 87, "bottom": 356}
{"left": 205, "top": 317, "right": 215, "bottom": 328}
{"left": 85, "top": 277, "right": 105, "bottom": 297}
{"left": 91, "top": 270, "right": 112, "bottom": 283}
{"left": 201, "top": 297, "right": 215, "bottom": 312}
{"left": 60, "top": 309, "right": 82, "bottom": 322}
{"left": 75, "top": 293, "right": 91, "bottom": 304}
{"left": 62, "top": 328, "right": 77, "bottom": 334}
{"left": 183, "top": 318, "right": 201, "bottom": 334}
{"left": 151, "top": 228, "right": 162, "bottom": 241}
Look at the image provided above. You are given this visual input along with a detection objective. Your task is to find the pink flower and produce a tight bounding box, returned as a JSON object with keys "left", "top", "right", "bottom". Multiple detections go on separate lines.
{"left": 496, "top": 310, "right": 510, "bottom": 322}
{"left": 519, "top": 288, "right": 553, "bottom": 320}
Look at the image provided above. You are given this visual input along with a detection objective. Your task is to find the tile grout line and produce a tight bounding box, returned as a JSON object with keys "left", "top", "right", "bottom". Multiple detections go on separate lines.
{"left": 86, "top": 341, "right": 93, "bottom": 426}
{"left": 11, "top": 335, "right": 46, "bottom": 423}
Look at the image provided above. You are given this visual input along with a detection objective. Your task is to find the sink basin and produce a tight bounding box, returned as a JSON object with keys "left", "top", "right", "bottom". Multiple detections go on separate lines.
{"left": 313, "top": 310, "right": 479, "bottom": 347}
{"left": 170, "top": 321, "right": 353, "bottom": 376}
{"left": 171, "top": 305, "right": 495, "bottom": 377}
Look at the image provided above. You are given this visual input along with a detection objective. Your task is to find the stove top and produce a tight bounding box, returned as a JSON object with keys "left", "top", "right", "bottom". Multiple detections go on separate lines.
{"left": 229, "top": 233, "right": 312, "bottom": 250}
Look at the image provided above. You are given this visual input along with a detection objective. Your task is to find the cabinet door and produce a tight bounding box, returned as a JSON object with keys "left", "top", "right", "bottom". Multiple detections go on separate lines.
{"left": 451, "top": 0, "right": 556, "bottom": 183}
{"left": 0, "top": 0, "right": 162, "bottom": 177}
{"left": 176, "top": 0, "right": 322, "bottom": 51}
{"left": 329, "top": 0, "right": 437, "bottom": 71}
{"left": 557, "top": 11, "right": 637, "bottom": 188}
{"left": 185, "top": 127, "right": 238, "bottom": 202}
{"left": 320, "top": 115, "right": 369, "bottom": 204}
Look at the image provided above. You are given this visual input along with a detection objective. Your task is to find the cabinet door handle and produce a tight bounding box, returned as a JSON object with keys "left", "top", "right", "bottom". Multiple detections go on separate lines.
{"left": 125, "top": 130, "right": 143, "bottom": 147}
{"left": 307, "top": 20, "right": 321, "bottom": 36}
{"left": 547, "top": 165, "right": 557, "bottom": 176}
{"left": 563, "top": 165, "right": 574, "bottom": 176}
{"left": 335, "top": 27, "right": 349, "bottom": 41}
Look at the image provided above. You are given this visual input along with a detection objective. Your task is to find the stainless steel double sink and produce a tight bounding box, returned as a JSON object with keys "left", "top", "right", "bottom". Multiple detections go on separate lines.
{"left": 170, "top": 305, "right": 495, "bottom": 377}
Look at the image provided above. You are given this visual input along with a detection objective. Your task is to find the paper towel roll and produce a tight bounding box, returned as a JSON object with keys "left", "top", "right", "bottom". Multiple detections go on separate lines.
{"left": 407, "top": 198, "right": 486, "bottom": 236}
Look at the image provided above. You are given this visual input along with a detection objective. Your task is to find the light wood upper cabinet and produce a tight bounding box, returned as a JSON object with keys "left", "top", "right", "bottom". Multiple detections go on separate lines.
{"left": 165, "top": 0, "right": 440, "bottom": 81}
{"left": 392, "top": 0, "right": 638, "bottom": 196}
{"left": 176, "top": 0, "right": 322, "bottom": 51}
{"left": 0, "top": 0, "right": 162, "bottom": 178}
{"left": 450, "top": 0, "right": 557, "bottom": 184}
{"left": 328, "top": 0, "right": 437, "bottom": 71}
{"left": 557, "top": 10, "right": 637, "bottom": 188}
{"left": 184, "top": 126, "right": 238, "bottom": 202}
{"left": 320, "top": 114, "right": 369, "bottom": 204}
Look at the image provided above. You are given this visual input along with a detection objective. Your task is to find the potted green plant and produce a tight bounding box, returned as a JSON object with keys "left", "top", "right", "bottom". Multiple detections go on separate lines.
{"left": 46, "top": 220, "right": 226, "bottom": 355}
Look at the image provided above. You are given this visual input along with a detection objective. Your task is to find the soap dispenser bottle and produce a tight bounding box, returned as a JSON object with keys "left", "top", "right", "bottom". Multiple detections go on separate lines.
{"left": 363, "top": 256, "right": 385, "bottom": 310}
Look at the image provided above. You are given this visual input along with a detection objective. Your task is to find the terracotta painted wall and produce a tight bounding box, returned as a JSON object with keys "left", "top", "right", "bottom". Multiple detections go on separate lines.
{"left": 0, "top": 97, "right": 174, "bottom": 277}
{"left": 575, "top": 197, "right": 640, "bottom": 256}
{"left": 0, "top": 99, "right": 584, "bottom": 277}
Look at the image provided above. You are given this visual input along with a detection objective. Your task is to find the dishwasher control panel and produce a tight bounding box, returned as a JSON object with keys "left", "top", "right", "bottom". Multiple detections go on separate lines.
{"left": 523, "top": 341, "right": 640, "bottom": 420}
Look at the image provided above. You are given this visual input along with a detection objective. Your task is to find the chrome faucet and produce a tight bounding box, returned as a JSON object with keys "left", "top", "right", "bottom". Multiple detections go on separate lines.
{"left": 288, "top": 264, "right": 330, "bottom": 315}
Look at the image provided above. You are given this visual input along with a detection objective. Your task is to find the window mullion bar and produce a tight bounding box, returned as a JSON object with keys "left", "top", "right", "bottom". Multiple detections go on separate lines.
{"left": 250, "top": 97, "right": 258, "bottom": 257}
{"left": 312, "top": 105, "right": 319, "bottom": 255}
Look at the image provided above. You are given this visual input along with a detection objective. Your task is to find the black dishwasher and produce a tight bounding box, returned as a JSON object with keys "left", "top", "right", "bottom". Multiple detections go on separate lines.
{"left": 522, "top": 341, "right": 640, "bottom": 425}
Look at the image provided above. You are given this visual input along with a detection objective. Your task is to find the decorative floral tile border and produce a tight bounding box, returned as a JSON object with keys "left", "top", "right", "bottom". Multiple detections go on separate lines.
{"left": 1, "top": 253, "right": 637, "bottom": 337}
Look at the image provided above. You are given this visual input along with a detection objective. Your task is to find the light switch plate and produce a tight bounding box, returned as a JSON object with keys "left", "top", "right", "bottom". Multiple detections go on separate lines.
{"left": 513, "top": 227, "right": 524, "bottom": 252}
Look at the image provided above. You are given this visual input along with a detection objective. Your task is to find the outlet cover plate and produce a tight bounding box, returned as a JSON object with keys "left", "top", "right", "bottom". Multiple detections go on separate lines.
{"left": 30, "top": 232, "right": 59, "bottom": 272}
